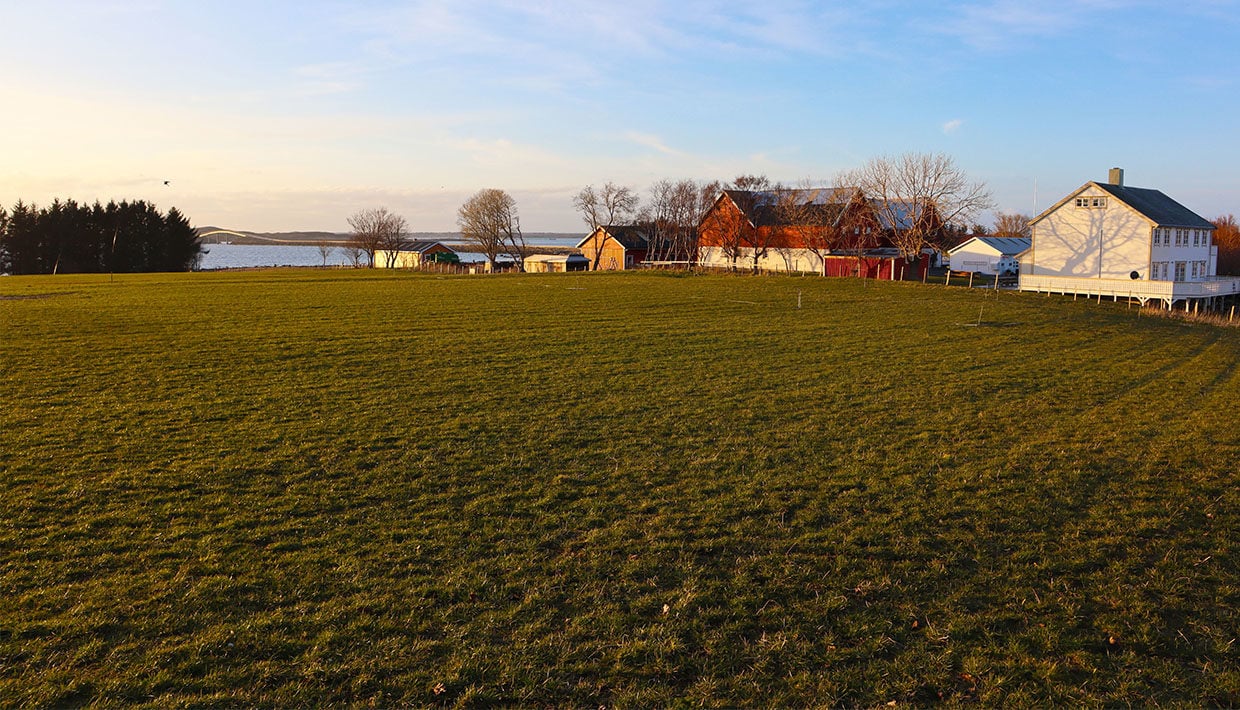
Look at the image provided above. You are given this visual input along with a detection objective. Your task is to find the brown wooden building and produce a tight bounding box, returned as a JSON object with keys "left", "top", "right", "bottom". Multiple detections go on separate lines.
{"left": 576, "top": 225, "right": 650, "bottom": 270}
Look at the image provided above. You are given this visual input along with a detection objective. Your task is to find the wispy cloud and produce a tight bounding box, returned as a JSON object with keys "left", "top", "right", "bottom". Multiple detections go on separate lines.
{"left": 935, "top": 1, "right": 1080, "bottom": 50}
{"left": 942, "top": 119, "right": 964, "bottom": 135}
{"left": 623, "top": 131, "right": 685, "bottom": 157}
{"left": 332, "top": 0, "right": 886, "bottom": 99}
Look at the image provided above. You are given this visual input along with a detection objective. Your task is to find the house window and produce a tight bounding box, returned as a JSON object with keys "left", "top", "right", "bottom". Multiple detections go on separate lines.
{"left": 1193, "top": 230, "right": 1200, "bottom": 246}
{"left": 1175, "top": 262, "right": 1186, "bottom": 281}
{"left": 1075, "top": 196, "right": 1107, "bottom": 208}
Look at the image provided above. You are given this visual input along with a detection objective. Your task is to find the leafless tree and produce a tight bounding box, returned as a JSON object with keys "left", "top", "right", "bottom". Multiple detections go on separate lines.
{"left": 458, "top": 188, "right": 524, "bottom": 271}
{"left": 316, "top": 240, "right": 335, "bottom": 267}
{"left": 992, "top": 212, "right": 1032, "bottom": 238}
{"left": 767, "top": 186, "right": 809, "bottom": 272}
{"left": 846, "top": 152, "right": 992, "bottom": 263}
{"left": 727, "top": 175, "right": 784, "bottom": 274}
{"left": 639, "top": 179, "right": 720, "bottom": 264}
{"left": 347, "top": 207, "right": 408, "bottom": 268}
{"left": 342, "top": 244, "right": 364, "bottom": 268}
{"left": 574, "top": 182, "right": 639, "bottom": 269}
{"left": 702, "top": 191, "right": 750, "bottom": 271}
{"left": 697, "top": 175, "right": 777, "bottom": 272}
{"left": 764, "top": 180, "right": 849, "bottom": 273}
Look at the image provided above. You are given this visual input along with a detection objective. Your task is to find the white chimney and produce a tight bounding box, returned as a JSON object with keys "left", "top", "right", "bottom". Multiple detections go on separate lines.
{"left": 1108, "top": 167, "right": 1124, "bottom": 186}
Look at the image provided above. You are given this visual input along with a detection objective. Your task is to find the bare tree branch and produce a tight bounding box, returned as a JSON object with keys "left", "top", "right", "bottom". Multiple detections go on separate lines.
{"left": 847, "top": 152, "right": 992, "bottom": 263}
{"left": 347, "top": 207, "right": 408, "bottom": 268}
{"left": 458, "top": 189, "right": 522, "bottom": 271}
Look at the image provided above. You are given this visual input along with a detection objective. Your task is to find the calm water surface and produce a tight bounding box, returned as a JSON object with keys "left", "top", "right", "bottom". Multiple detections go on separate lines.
{"left": 198, "top": 244, "right": 489, "bottom": 270}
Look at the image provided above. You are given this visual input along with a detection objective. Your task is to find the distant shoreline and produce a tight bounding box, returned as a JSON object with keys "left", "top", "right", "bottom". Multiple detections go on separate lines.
{"left": 195, "top": 227, "right": 582, "bottom": 252}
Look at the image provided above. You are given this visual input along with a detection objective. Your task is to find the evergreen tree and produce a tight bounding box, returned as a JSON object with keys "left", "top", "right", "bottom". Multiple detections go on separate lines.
{"left": 0, "top": 199, "right": 202, "bottom": 274}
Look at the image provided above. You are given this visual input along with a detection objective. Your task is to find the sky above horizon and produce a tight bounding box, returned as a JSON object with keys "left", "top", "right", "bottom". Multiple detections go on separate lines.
{"left": 3, "top": 0, "right": 1239, "bottom": 233}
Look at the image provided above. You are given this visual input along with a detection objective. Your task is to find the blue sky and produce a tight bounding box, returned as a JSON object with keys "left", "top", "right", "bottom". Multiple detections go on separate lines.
{"left": 2, "top": 0, "right": 1238, "bottom": 232}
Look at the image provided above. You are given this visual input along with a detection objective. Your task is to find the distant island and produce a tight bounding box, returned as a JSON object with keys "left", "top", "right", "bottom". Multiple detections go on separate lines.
{"left": 195, "top": 227, "right": 583, "bottom": 253}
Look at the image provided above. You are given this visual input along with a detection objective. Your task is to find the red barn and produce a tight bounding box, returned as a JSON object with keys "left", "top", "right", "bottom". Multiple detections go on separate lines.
{"left": 697, "top": 187, "right": 934, "bottom": 279}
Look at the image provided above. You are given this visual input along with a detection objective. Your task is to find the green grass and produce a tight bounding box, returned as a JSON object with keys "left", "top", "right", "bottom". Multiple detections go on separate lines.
{"left": 1, "top": 269, "right": 1237, "bottom": 707}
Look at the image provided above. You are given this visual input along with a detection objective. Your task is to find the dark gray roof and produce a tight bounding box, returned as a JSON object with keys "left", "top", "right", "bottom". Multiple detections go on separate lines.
{"left": 721, "top": 188, "right": 854, "bottom": 228}
{"left": 407, "top": 239, "right": 453, "bottom": 253}
{"left": 1092, "top": 183, "right": 1214, "bottom": 229}
{"left": 576, "top": 225, "right": 649, "bottom": 250}
{"left": 726, "top": 187, "right": 852, "bottom": 207}
{"left": 720, "top": 188, "right": 930, "bottom": 231}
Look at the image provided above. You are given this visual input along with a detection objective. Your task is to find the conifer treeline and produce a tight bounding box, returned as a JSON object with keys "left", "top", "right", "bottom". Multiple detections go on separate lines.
{"left": 0, "top": 199, "right": 202, "bottom": 275}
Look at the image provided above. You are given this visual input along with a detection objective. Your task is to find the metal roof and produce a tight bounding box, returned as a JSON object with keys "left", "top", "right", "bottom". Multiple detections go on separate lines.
{"left": 948, "top": 236, "right": 1032, "bottom": 256}
{"left": 720, "top": 188, "right": 855, "bottom": 228}
{"left": 719, "top": 188, "right": 932, "bottom": 231}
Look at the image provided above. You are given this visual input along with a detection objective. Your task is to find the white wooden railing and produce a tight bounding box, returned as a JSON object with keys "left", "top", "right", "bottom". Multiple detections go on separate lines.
{"left": 1018, "top": 274, "right": 1240, "bottom": 301}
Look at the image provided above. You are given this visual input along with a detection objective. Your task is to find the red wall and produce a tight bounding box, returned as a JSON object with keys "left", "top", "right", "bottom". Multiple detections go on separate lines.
{"left": 823, "top": 255, "right": 929, "bottom": 280}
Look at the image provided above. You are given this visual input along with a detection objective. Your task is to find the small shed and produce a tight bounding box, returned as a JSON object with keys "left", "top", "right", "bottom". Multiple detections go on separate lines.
{"left": 374, "top": 240, "right": 457, "bottom": 269}
{"left": 524, "top": 253, "right": 589, "bottom": 272}
{"left": 948, "top": 236, "right": 1032, "bottom": 275}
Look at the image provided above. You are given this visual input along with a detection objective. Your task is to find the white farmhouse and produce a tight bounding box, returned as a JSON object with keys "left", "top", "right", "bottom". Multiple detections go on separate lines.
{"left": 948, "top": 236, "right": 1031, "bottom": 275}
{"left": 1019, "top": 168, "right": 1240, "bottom": 308}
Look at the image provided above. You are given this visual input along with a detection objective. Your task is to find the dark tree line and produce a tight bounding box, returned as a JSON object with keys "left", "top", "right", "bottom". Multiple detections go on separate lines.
{"left": 0, "top": 199, "right": 202, "bottom": 275}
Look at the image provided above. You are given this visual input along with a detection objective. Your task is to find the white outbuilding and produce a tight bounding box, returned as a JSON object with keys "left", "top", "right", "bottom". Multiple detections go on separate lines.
{"left": 948, "top": 236, "right": 1031, "bottom": 275}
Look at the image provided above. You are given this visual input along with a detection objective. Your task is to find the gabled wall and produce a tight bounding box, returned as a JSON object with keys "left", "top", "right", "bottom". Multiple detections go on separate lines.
{"left": 1028, "top": 185, "right": 1152, "bottom": 279}
{"left": 578, "top": 228, "right": 645, "bottom": 270}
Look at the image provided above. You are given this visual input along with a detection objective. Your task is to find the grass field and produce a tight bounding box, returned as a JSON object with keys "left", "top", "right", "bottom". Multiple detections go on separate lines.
{"left": 1, "top": 269, "right": 1237, "bottom": 707}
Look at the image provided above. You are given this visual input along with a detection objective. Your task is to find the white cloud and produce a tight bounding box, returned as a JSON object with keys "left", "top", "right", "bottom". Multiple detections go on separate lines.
{"left": 623, "top": 131, "right": 685, "bottom": 157}
{"left": 942, "top": 119, "right": 964, "bottom": 134}
{"left": 937, "top": 1, "right": 1077, "bottom": 49}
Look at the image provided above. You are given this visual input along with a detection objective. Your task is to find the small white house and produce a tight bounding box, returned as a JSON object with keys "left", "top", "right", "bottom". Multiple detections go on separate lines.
{"left": 1019, "top": 168, "right": 1240, "bottom": 308}
{"left": 948, "top": 236, "right": 1032, "bottom": 275}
